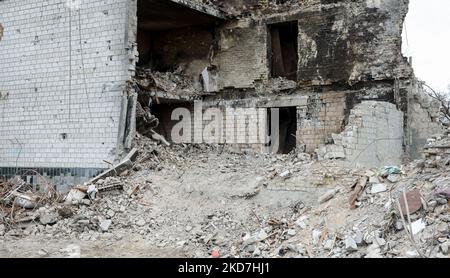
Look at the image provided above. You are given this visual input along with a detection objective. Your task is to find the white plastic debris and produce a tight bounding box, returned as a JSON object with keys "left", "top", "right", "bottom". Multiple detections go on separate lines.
{"left": 87, "top": 184, "right": 98, "bottom": 200}
{"left": 411, "top": 219, "right": 426, "bottom": 235}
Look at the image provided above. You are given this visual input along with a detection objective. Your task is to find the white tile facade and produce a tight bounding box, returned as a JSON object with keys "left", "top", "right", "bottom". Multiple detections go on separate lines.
{"left": 0, "top": 0, "right": 132, "bottom": 169}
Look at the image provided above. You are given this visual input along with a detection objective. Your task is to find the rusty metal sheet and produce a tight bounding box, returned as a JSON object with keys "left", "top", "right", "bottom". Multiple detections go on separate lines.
{"left": 399, "top": 190, "right": 422, "bottom": 216}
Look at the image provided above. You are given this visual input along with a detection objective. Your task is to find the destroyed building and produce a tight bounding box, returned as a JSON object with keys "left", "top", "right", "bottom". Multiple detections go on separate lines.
{"left": 0, "top": 0, "right": 443, "bottom": 188}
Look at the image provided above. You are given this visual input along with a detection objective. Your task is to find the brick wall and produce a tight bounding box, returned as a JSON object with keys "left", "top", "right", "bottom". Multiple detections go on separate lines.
{"left": 0, "top": 0, "right": 131, "bottom": 171}
{"left": 297, "top": 92, "right": 347, "bottom": 153}
{"left": 214, "top": 20, "right": 269, "bottom": 89}
{"left": 154, "top": 101, "right": 268, "bottom": 152}
{"left": 341, "top": 101, "right": 404, "bottom": 167}
{"left": 405, "top": 81, "right": 443, "bottom": 160}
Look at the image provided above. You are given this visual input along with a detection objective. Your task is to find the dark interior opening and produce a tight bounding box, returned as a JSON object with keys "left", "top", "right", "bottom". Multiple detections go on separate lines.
{"left": 269, "top": 21, "right": 299, "bottom": 81}
{"left": 136, "top": 0, "right": 219, "bottom": 70}
{"left": 267, "top": 107, "right": 297, "bottom": 154}
{"left": 278, "top": 107, "right": 297, "bottom": 154}
{"left": 142, "top": 101, "right": 193, "bottom": 142}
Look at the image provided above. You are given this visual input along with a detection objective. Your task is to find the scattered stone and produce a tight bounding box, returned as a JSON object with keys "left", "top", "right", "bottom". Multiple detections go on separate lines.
{"left": 395, "top": 220, "right": 404, "bottom": 231}
{"left": 312, "top": 230, "right": 322, "bottom": 244}
{"left": 354, "top": 231, "right": 364, "bottom": 246}
{"left": 324, "top": 240, "right": 334, "bottom": 251}
{"left": 345, "top": 236, "right": 358, "bottom": 251}
{"left": 287, "top": 229, "right": 296, "bottom": 236}
{"left": 244, "top": 244, "right": 256, "bottom": 253}
{"left": 318, "top": 188, "right": 339, "bottom": 204}
{"left": 38, "top": 249, "right": 48, "bottom": 257}
{"left": 363, "top": 231, "right": 379, "bottom": 245}
{"left": 62, "top": 244, "right": 81, "bottom": 258}
{"left": 176, "top": 240, "right": 186, "bottom": 247}
{"left": 243, "top": 230, "right": 268, "bottom": 246}
{"left": 365, "top": 244, "right": 382, "bottom": 258}
{"left": 99, "top": 219, "right": 112, "bottom": 232}
{"left": 106, "top": 209, "right": 115, "bottom": 218}
{"left": 427, "top": 200, "right": 438, "bottom": 212}
{"left": 439, "top": 215, "right": 450, "bottom": 222}
{"left": 65, "top": 188, "right": 86, "bottom": 204}
{"left": 295, "top": 219, "right": 307, "bottom": 229}
{"left": 39, "top": 212, "right": 58, "bottom": 225}
{"left": 297, "top": 153, "right": 311, "bottom": 161}
{"left": 405, "top": 250, "right": 420, "bottom": 258}
{"left": 387, "top": 175, "right": 400, "bottom": 183}
{"left": 77, "top": 219, "right": 90, "bottom": 225}
{"left": 374, "top": 237, "right": 386, "bottom": 247}
{"left": 435, "top": 187, "right": 450, "bottom": 200}
{"left": 136, "top": 219, "right": 146, "bottom": 227}
{"left": 371, "top": 184, "right": 387, "bottom": 194}
{"left": 437, "top": 223, "right": 448, "bottom": 233}
{"left": 368, "top": 176, "right": 379, "bottom": 184}
{"left": 440, "top": 242, "right": 449, "bottom": 255}
{"left": 57, "top": 207, "right": 73, "bottom": 219}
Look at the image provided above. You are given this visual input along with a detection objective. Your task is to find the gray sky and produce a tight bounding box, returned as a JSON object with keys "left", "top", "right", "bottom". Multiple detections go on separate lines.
{"left": 402, "top": 0, "right": 450, "bottom": 93}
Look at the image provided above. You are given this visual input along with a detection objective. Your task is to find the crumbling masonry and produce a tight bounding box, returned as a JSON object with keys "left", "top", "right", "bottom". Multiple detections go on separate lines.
{"left": 0, "top": 0, "right": 442, "bottom": 188}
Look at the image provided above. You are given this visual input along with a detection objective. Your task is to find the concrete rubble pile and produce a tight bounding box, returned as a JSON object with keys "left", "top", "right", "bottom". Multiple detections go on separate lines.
{"left": 135, "top": 66, "right": 201, "bottom": 97}
{"left": 233, "top": 130, "right": 450, "bottom": 258}
{"left": 1, "top": 130, "right": 450, "bottom": 258}
{"left": 424, "top": 128, "right": 450, "bottom": 167}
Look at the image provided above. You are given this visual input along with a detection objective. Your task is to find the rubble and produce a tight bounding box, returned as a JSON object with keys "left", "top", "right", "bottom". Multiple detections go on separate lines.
{"left": 2, "top": 130, "right": 450, "bottom": 258}
{"left": 371, "top": 184, "right": 387, "bottom": 194}
{"left": 39, "top": 211, "right": 58, "bottom": 226}
{"left": 318, "top": 188, "right": 340, "bottom": 204}
{"left": 99, "top": 220, "right": 112, "bottom": 232}
{"left": 135, "top": 67, "right": 201, "bottom": 97}
{"left": 410, "top": 219, "right": 426, "bottom": 236}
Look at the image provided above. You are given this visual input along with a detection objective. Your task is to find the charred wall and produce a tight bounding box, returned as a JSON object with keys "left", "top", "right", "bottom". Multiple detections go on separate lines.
{"left": 140, "top": 26, "right": 215, "bottom": 77}
{"left": 295, "top": 0, "right": 411, "bottom": 86}
{"left": 131, "top": 0, "right": 440, "bottom": 165}
{"left": 208, "top": 0, "right": 412, "bottom": 91}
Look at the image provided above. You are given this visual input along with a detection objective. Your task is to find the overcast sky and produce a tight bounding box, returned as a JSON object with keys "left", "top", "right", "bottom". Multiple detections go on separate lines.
{"left": 402, "top": 0, "right": 450, "bottom": 93}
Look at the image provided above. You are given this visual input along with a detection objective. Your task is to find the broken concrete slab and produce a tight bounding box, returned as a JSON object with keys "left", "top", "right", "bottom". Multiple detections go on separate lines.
{"left": 89, "top": 148, "right": 138, "bottom": 184}
{"left": 371, "top": 184, "right": 387, "bottom": 194}
{"left": 64, "top": 188, "right": 86, "bottom": 204}
{"left": 345, "top": 236, "right": 358, "bottom": 251}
